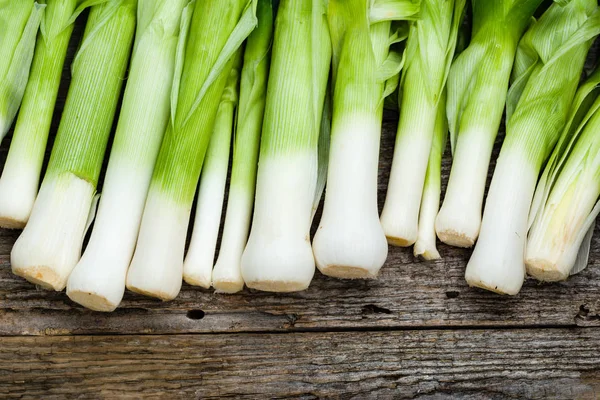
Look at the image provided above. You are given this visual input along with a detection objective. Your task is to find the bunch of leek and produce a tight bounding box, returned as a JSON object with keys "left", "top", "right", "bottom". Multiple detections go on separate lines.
{"left": 126, "top": 0, "right": 258, "bottom": 301}
{"left": 211, "top": 0, "right": 276, "bottom": 294}
{"left": 380, "top": 0, "right": 464, "bottom": 248}
{"left": 311, "top": 0, "right": 418, "bottom": 279}
{"left": 0, "top": 0, "right": 100, "bottom": 229}
{"left": 241, "top": 0, "right": 331, "bottom": 292}
{"left": 435, "top": 0, "right": 544, "bottom": 248}
{"left": 66, "top": 0, "right": 191, "bottom": 312}
{"left": 526, "top": 67, "right": 600, "bottom": 282}
{"left": 10, "top": 0, "right": 136, "bottom": 291}
{"left": 465, "top": 0, "right": 600, "bottom": 295}
{"left": 0, "top": 1, "right": 45, "bottom": 142}
{"left": 183, "top": 51, "right": 242, "bottom": 289}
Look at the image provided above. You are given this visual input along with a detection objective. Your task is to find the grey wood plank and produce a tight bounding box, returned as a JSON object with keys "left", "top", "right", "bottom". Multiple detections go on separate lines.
{"left": 0, "top": 328, "right": 599, "bottom": 399}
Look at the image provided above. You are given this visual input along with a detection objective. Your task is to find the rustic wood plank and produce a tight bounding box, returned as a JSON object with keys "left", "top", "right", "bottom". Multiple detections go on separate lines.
{"left": 0, "top": 328, "right": 599, "bottom": 399}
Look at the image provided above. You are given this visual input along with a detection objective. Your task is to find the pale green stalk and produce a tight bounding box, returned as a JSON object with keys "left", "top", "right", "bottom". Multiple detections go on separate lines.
{"left": 67, "top": 0, "right": 191, "bottom": 312}
{"left": 241, "top": 0, "right": 331, "bottom": 292}
{"left": 126, "top": 0, "right": 258, "bottom": 301}
{"left": 465, "top": 0, "right": 600, "bottom": 295}
{"left": 380, "top": 0, "right": 464, "bottom": 248}
{"left": 436, "top": 0, "right": 545, "bottom": 248}
{"left": 414, "top": 91, "right": 448, "bottom": 261}
{"left": 11, "top": 0, "right": 137, "bottom": 291}
{"left": 0, "top": 1, "right": 45, "bottom": 141}
{"left": 183, "top": 50, "right": 242, "bottom": 289}
{"left": 212, "top": 0, "right": 276, "bottom": 294}
{"left": 312, "top": 0, "right": 418, "bottom": 279}
{"left": 0, "top": 0, "right": 104, "bottom": 229}
{"left": 526, "top": 67, "right": 600, "bottom": 282}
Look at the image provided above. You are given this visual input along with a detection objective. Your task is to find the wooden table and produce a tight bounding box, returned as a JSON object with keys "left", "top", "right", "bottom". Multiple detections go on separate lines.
{"left": 1, "top": 16, "right": 599, "bottom": 400}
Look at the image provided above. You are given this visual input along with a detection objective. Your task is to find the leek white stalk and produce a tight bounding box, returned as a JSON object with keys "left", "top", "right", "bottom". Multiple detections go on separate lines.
{"left": 10, "top": 0, "right": 136, "bottom": 291}
{"left": 66, "top": 0, "right": 190, "bottom": 312}
{"left": 0, "top": 1, "right": 45, "bottom": 142}
{"left": 312, "top": 0, "right": 418, "bottom": 279}
{"left": 526, "top": 68, "right": 600, "bottom": 282}
{"left": 211, "top": 0, "right": 275, "bottom": 294}
{"left": 241, "top": 0, "right": 331, "bottom": 292}
{"left": 465, "top": 0, "right": 600, "bottom": 295}
{"left": 414, "top": 92, "right": 448, "bottom": 260}
{"left": 126, "top": 0, "right": 258, "bottom": 301}
{"left": 0, "top": 0, "right": 94, "bottom": 229}
{"left": 435, "top": 0, "right": 544, "bottom": 247}
{"left": 380, "top": 0, "right": 464, "bottom": 247}
{"left": 183, "top": 52, "right": 242, "bottom": 289}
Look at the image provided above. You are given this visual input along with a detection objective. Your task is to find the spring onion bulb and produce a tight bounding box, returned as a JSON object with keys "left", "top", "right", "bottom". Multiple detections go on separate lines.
{"left": 414, "top": 91, "right": 448, "bottom": 260}
{"left": 526, "top": 66, "right": 600, "bottom": 282}
{"left": 380, "top": 0, "right": 464, "bottom": 248}
{"left": 241, "top": 0, "right": 331, "bottom": 292}
{"left": 435, "top": 0, "right": 544, "bottom": 248}
{"left": 10, "top": 0, "right": 136, "bottom": 291}
{"left": 126, "top": 0, "right": 258, "bottom": 301}
{"left": 183, "top": 51, "right": 242, "bottom": 289}
{"left": 211, "top": 0, "right": 275, "bottom": 294}
{"left": 465, "top": 0, "right": 600, "bottom": 295}
{"left": 0, "top": 0, "right": 98, "bottom": 229}
{"left": 311, "top": 0, "right": 416, "bottom": 279}
{"left": 0, "top": 1, "right": 45, "bottom": 142}
{"left": 66, "top": 0, "right": 190, "bottom": 312}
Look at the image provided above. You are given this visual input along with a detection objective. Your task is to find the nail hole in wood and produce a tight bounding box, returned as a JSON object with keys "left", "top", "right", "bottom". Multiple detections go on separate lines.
{"left": 186, "top": 310, "right": 205, "bottom": 320}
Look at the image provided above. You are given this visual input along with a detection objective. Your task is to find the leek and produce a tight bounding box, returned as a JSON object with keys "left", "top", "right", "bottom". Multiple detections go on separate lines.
{"left": 435, "top": 0, "right": 544, "bottom": 248}
{"left": 126, "top": 0, "right": 258, "bottom": 301}
{"left": 66, "top": 0, "right": 190, "bottom": 312}
{"left": 414, "top": 91, "right": 448, "bottom": 260}
{"left": 211, "top": 0, "right": 276, "bottom": 294}
{"left": 0, "top": 1, "right": 45, "bottom": 142}
{"left": 0, "top": 0, "right": 95, "bottom": 229}
{"left": 311, "top": 0, "right": 418, "bottom": 279}
{"left": 10, "top": 0, "right": 136, "bottom": 291}
{"left": 526, "top": 67, "right": 600, "bottom": 282}
{"left": 380, "top": 0, "right": 465, "bottom": 247}
{"left": 183, "top": 51, "right": 242, "bottom": 289}
{"left": 241, "top": 0, "right": 331, "bottom": 292}
{"left": 465, "top": 0, "right": 600, "bottom": 295}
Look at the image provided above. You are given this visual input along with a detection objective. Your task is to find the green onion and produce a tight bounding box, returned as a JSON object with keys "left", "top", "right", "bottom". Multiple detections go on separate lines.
{"left": 311, "top": 0, "right": 418, "bottom": 279}
{"left": 241, "top": 0, "right": 331, "bottom": 292}
{"left": 435, "top": 0, "right": 544, "bottom": 248}
{"left": 465, "top": 0, "right": 600, "bottom": 295}
{"left": 66, "top": 0, "right": 191, "bottom": 312}
{"left": 10, "top": 0, "right": 137, "bottom": 291}
{"left": 414, "top": 91, "right": 448, "bottom": 261}
{"left": 380, "top": 0, "right": 464, "bottom": 248}
{"left": 526, "top": 66, "right": 600, "bottom": 282}
{"left": 0, "top": 0, "right": 95, "bottom": 229}
{"left": 126, "top": 0, "right": 258, "bottom": 301}
{"left": 211, "top": 0, "right": 276, "bottom": 294}
{"left": 0, "top": 1, "right": 45, "bottom": 141}
{"left": 183, "top": 50, "right": 242, "bottom": 289}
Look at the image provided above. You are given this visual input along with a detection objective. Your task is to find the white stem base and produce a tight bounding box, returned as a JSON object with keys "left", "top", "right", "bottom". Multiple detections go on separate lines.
{"left": 414, "top": 184, "right": 441, "bottom": 261}
{"left": 67, "top": 165, "right": 150, "bottom": 312}
{"left": 11, "top": 173, "right": 94, "bottom": 290}
{"left": 436, "top": 129, "right": 495, "bottom": 247}
{"left": 465, "top": 150, "right": 536, "bottom": 295}
{"left": 313, "top": 114, "right": 387, "bottom": 278}
{"left": 212, "top": 188, "right": 250, "bottom": 293}
{"left": 0, "top": 157, "right": 38, "bottom": 229}
{"left": 241, "top": 153, "right": 316, "bottom": 292}
{"left": 126, "top": 191, "right": 189, "bottom": 301}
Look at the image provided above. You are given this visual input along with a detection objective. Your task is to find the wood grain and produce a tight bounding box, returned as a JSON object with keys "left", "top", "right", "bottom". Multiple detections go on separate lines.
{"left": 1, "top": 328, "right": 599, "bottom": 399}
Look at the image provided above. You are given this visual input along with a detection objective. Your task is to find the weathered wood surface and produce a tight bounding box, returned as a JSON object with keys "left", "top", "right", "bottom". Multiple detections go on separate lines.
{"left": 1, "top": 328, "right": 600, "bottom": 399}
